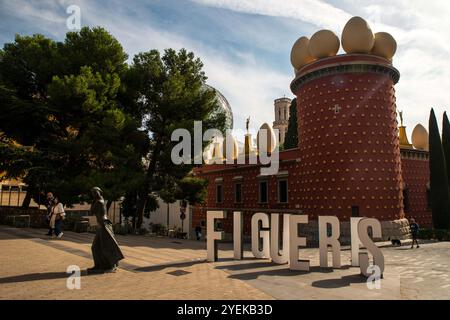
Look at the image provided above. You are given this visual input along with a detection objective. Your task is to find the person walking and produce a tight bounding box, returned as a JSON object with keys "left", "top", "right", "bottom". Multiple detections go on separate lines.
{"left": 49, "top": 196, "right": 65, "bottom": 239}
{"left": 45, "top": 192, "right": 55, "bottom": 236}
{"left": 410, "top": 218, "right": 420, "bottom": 249}
{"left": 195, "top": 225, "right": 202, "bottom": 240}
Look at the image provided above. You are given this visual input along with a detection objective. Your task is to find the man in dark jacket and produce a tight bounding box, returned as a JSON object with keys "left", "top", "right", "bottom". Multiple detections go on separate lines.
{"left": 410, "top": 218, "right": 420, "bottom": 249}
{"left": 45, "top": 192, "right": 55, "bottom": 236}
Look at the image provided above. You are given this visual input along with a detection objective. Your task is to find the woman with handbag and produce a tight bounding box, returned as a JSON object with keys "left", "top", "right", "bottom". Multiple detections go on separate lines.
{"left": 50, "top": 196, "right": 65, "bottom": 239}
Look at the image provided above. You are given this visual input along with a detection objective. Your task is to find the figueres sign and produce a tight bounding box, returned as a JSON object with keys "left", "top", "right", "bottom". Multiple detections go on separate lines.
{"left": 206, "top": 211, "right": 384, "bottom": 278}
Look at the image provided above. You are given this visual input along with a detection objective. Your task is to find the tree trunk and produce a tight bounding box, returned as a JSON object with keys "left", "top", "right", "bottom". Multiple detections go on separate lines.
{"left": 166, "top": 203, "right": 170, "bottom": 229}
{"left": 21, "top": 191, "right": 32, "bottom": 209}
{"left": 136, "top": 195, "right": 147, "bottom": 228}
{"left": 106, "top": 200, "right": 112, "bottom": 213}
{"left": 136, "top": 136, "right": 163, "bottom": 228}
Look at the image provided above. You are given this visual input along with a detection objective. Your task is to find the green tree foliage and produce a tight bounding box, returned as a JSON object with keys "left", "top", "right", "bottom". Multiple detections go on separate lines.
{"left": 284, "top": 98, "right": 298, "bottom": 150}
{"left": 0, "top": 28, "right": 224, "bottom": 223}
{"left": 0, "top": 27, "right": 146, "bottom": 207}
{"left": 429, "top": 109, "right": 450, "bottom": 229}
{"left": 123, "top": 49, "right": 226, "bottom": 227}
{"left": 443, "top": 112, "right": 450, "bottom": 188}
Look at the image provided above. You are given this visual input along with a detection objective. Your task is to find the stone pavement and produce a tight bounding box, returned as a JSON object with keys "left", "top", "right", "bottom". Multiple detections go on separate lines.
{"left": 0, "top": 226, "right": 449, "bottom": 300}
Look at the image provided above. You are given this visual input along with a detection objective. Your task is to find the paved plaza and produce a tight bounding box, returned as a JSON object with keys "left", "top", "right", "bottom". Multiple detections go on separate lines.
{"left": 0, "top": 226, "right": 449, "bottom": 300}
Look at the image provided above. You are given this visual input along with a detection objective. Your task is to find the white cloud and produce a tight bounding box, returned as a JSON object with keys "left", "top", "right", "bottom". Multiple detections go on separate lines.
{"left": 1, "top": 0, "right": 290, "bottom": 133}
{"left": 192, "top": 0, "right": 352, "bottom": 31}
{"left": 193, "top": 0, "right": 450, "bottom": 135}
{"left": 3, "top": 0, "right": 450, "bottom": 136}
{"left": 77, "top": 0, "right": 291, "bottom": 131}
{"left": 1, "top": 0, "right": 67, "bottom": 37}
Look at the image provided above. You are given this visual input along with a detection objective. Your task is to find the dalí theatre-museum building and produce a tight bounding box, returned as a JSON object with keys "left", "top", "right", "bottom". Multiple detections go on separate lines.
{"left": 192, "top": 17, "right": 432, "bottom": 244}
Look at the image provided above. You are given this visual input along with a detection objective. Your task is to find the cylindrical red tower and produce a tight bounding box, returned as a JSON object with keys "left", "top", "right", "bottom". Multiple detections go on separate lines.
{"left": 291, "top": 54, "right": 404, "bottom": 220}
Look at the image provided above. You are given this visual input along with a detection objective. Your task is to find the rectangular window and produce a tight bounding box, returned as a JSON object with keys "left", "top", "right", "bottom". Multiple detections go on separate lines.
{"left": 234, "top": 183, "right": 242, "bottom": 203}
{"left": 351, "top": 206, "right": 359, "bottom": 217}
{"left": 259, "top": 181, "right": 268, "bottom": 203}
{"left": 426, "top": 187, "right": 431, "bottom": 209}
{"left": 278, "top": 179, "right": 288, "bottom": 203}
{"left": 216, "top": 184, "right": 223, "bottom": 204}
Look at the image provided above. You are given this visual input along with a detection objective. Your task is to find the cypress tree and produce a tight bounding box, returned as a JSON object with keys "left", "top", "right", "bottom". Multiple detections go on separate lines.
{"left": 284, "top": 98, "right": 298, "bottom": 150}
{"left": 429, "top": 109, "right": 450, "bottom": 229}
{"left": 442, "top": 112, "right": 450, "bottom": 187}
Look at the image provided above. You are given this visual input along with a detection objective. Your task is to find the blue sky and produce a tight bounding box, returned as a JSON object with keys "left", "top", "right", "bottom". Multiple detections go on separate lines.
{"left": 1, "top": 0, "right": 449, "bottom": 137}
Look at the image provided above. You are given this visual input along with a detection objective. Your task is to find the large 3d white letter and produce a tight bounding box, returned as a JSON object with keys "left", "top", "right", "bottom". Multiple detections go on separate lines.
{"left": 358, "top": 218, "right": 384, "bottom": 277}
{"left": 319, "top": 216, "right": 341, "bottom": 268}
{"left": 207, "top": 210, "right": 226, "bottom": 262}
{"left": 251, "top": 213, "right": 270, "bottom": 259}
{"left": 233, "top": 211, "right": 243, "bottom": 260}
{"left": 289, "top": 215, "right": 310, "bottom": 271}
{"left": 350, "top": 217, "right": 363, "bottom": 266}
{"left": 270, "top": 214, "right": 290, "bottom": 264}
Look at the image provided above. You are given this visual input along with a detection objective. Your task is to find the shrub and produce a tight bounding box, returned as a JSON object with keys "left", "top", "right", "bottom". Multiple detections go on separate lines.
{"left": 418, "top": 229, "right": 450, "bottom": 241}
{"left": 418, "top": 229, "right": 433, "bottom": 240}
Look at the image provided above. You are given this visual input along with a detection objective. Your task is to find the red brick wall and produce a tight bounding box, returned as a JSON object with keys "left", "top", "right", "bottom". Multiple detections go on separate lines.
{"left": 294, "top": 58, "right": 404, "bottom": 221}
{"left": 400, "top": 149, "right": 432, "bottom": 227}
{"left": 192, "top": 150, "right": 303, "bottom": 235}
{"left": 192, "top": 56, "right": 435, "bottom": 235}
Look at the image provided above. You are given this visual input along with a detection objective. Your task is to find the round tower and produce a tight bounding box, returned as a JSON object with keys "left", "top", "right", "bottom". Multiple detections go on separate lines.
{"left": 291, "top": 54, "right": 404, "bottom": 220}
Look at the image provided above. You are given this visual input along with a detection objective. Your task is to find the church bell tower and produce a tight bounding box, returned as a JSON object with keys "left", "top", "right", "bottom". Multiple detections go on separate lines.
{"left": 273, "top": 97, "right": 291, "bottom": 145}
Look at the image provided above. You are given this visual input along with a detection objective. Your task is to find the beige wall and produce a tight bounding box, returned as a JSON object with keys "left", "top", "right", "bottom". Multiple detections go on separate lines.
{"left": 143, "top": 197, "right": 190, "bottom": 235}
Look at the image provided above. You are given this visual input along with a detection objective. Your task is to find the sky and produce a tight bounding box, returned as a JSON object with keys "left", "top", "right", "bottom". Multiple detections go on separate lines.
{"left": 1, "top": 0, "right": 450, "bottom": 137}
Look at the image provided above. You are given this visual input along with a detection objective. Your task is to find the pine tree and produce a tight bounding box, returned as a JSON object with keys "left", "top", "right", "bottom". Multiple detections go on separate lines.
{"left": 429, "top": 109, "right": 450, "bottom": 229}
{"left": 0, "top": 28, "right": 145, "bottom": 207}
{"left": 125, "top": 49, "right": 227, "bottom": 228}
{"left": 442, "top": 112, "right": 450, "bottom": 188}
{"left": 284, "top": 98, "right": 298, "bottom": 150}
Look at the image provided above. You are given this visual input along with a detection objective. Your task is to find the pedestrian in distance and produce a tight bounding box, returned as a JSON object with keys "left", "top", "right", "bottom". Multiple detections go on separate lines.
{"left": 45, "top": 192, "right": 55, "bottom": 236}
{"left": 49, "top": 196, "right": 65, "bottom": 239}
{"left": 410, "top": 218, "right": 420, "bottom": 249}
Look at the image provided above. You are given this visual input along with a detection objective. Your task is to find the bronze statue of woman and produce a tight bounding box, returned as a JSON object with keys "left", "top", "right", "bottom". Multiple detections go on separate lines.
{"left": 87, "top": 187, "right": 124, "bottom": 274}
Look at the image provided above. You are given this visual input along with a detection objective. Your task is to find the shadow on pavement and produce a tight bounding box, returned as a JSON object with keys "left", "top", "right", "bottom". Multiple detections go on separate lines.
{"left": 215, "top": 261, "right": 282, "bottom": 271}
{"left": 224, "top": 265, "right": 352, "bottom": 280}
{"left": 0, "top": 226, "right": 208, "bottom": 251}
{"left": 0, "top": 268, "right": 117, "bottom": 284}
{"left": 0, "top": 272, "right": 69, "bottom": 284}
{"left": 133, "top": 259, "right": 206, "bottom": 272}
{"left": 311, "top": 274, "right": 367, "bottom": 289}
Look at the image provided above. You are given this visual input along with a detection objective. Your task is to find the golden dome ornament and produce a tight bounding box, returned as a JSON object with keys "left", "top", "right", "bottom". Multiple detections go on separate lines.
{"left": 257, "top": 123, "right": 277, "bottom": 154}
{"left": 412, "top": 124, "right": 429, "bottom": 151}
{"left": 371, "top": 32, "right": 397, "bottom": 60}
{"left": 222, "top": 133, "right": 239, "bottom": 161}
{"left": 341, "top": 16, "right": 375, "bottom": 54}
{"left": 291, "top": 36, "right": 316, "bottom": 69}
{"left": 308, "top": 30, "right": 340, "bottom": 59}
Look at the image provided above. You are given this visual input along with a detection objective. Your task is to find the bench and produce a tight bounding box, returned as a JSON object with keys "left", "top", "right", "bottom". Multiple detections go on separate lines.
{"left": 6, "top": 215, "right": 31, "bottom": 228}
{"left": 73, "top": 220, "right": 90, "bottom": 233}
